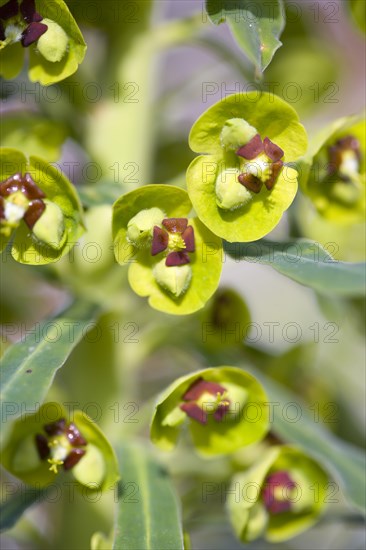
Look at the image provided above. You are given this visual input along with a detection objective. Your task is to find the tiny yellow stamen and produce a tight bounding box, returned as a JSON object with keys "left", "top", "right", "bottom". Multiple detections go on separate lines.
{"left": 47, "top": 458, "right": 64, "bottom": 474}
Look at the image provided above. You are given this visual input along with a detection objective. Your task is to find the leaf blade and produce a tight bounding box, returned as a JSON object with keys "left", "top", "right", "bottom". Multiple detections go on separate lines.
{"left": 206, "top": 0, "right": 285, "bottom": 75}
{"left": 113, "top": 444, "right": 184, "bottom": 550}
{"left": 0, "top": 301, "right": 99, "bottom": 424}
{"left": 224, "top": 239, "right": 366, "bottom": 296}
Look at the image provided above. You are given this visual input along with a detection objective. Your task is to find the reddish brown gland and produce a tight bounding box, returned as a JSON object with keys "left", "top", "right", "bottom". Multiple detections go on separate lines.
{"left": 0, "top": 173, "right": 23, "bottom": 197}
{"left": 63, "top": 448, "right": 86, "bottom": 471}
{"left": 238, "top": 173, "right": 263, "bottom": 193}
{"left": 162, "top": 218, "right": 188, "bottom": 233}
{"left": 262, "top": 470, "right": 296, "bottom": 515}
{"left": 20, "top": 0, "right": 37, "bottom": 23}
{"left": 236, "top": 134, "right": 264, "bottom": 160}
{"left": 180, "top": 402, "right": 207, "bottom": 424}
{"left": 44, "top": 418, "right": 67, "bottom": 436}
{"left": 263, "top": 137, "right": 284, "bottom": 161}
{"left": 328, "top": 135, "right": 361, "bottom": 177}
{"left": 21, "top": 21, "right": 48, "bottom": 47}
{"left": 66, "top": 423, "right": 88, "bottom": 447}
{"left": 183, "top": 378, "right": 227, "bottom": 401}
{"left": 23, "top": 199, "right": 46, "bottom": 229}
{"left": 0, "top": 0, "right": 18, "bottom": 20}
{"left": 151, "top": 226, "right": 169, "bottom": 255}
{"left": 180, "top": 377, "right": 230, "bottom": 425}
{"left": 35, "top": 434, "right": 50, "bottom": 460}
{"left": 264, "top": 160, "right": 284, "bottom": 190}
{"left": 166, "top": 251, "right": 190, "bottom": 266}
{"left": 182, "top": 226, "right": 195, "bottom": 252}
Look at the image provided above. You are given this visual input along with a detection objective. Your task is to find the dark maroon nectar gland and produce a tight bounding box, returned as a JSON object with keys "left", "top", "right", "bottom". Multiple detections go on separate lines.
{"left": 262, "top": 470, "right": 297, "bottom": 515}
{"left": 0, "top": 0, "right": 48, "bottom": 48}
{"left": 327, "top": 135, "right": 361, "bottom": 182}
{"left": 236, "top": 135, "right": 285, "bottom": 193}
{"left": 0, "top": 172, "right": 46, "bottom": 236}
{"left": 35, "top": 418, "right": 87, "bottom": 474}
{"left": 180, "top": 377, "right": 231, "bottom": 425}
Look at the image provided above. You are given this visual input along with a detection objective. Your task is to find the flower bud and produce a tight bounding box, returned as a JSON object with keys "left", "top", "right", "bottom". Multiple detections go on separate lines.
{"left": 32, "top": 199, "right": 65, "bottom": 249}
{"left": 153, "top": 258, "right": 192, "bottom": 297}
{"left": 220, "top": 118, "right": 257, "bottom": 151}
{"left": 215, "top": 168, "right": 253, "bottom": 210}
{"left": 36, "top": 18, "right": 68, "bottom": 63}
{"left": 127, "top": 207, "right": 166, "bottom": 247}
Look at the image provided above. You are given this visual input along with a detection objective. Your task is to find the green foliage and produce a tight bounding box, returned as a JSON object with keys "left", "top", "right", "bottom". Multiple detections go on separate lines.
{"left": 224, "top": 239, "right": 366, "bottom": 296}
{"left": 205, "top": 0, "right": 285, "bottom": 77}
{"left": 113, "top": 444, "right": 184, "bottom": 550}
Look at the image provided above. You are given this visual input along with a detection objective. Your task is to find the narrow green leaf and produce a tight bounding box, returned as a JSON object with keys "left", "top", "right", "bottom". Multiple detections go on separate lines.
{"left": 113, "top": 444, "right": 184, "bottom": 550}
{"left": 0, "top": 301, "right": 99, "bottom": 424}
{"left": 0, "top": 485, "right": 46, "bottom": 532}
{"left": 247, "top": 366, "right": 366, "bottom": 514}
{"left": 206, "top": 0, "right": 285, "bottom": 76}
{"left": 224, "top": 239, "right": 366, "bottom": 296}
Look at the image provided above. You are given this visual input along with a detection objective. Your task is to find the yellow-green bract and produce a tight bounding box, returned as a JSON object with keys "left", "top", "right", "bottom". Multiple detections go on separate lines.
{"left": 227, "top": 445, "right": 329, "bottom": 542}
{"left": 0, "top": 147, "right": 84, "bottom": 264}
{"left": 112, "top": 185, "right": 223, "bottom": 315}
{"left": 150, "top": 366, "right": 269, "bottom": 456}
{"left": 187, "top": 92, "right": 308, "bottom": 242}
{"left": 1, "top": 402, "right": 120, "bottom": 491}
{"left": 299, "top": 114, "right": 365, "bottom": 225}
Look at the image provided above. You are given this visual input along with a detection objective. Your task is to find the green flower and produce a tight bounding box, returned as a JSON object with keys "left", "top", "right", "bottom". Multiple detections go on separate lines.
{"left": 300, "top": 115, "right": 365, "bottom": 224}
{"left": 0, "top": 0, "right": 86, "bottom": 85}
{"left": 150, "top": 367, "right": 269, "bottom": 456}
{"left": 227, "top": 445, "right": 329, "bottom": 542}
{"left": 112, "top": 185, "right": 223, "bottom": 315}
{"left": 0, "top": 147, "right": 84, "bottom": 264}
{"left": 187, "top": 92, "right": 307, "bottom": 242}
{"left": 1, "top": 402, "right": 119, "bottom": 491}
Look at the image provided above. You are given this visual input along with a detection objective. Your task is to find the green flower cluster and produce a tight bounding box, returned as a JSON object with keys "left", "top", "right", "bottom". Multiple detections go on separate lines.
{"left": 186, "top": 92, "right": 308, "bottom": 242}
{"left": 300, "top": 115, "right": 365, "bottom": 224}
{"left": 1, "top": 402, "right": 119, "bottom": 491}
{"left": 0, "top": 147, "right": 84, "bottom": 264}
{"left": 150, "top": 366, "right": 269, "bottom": 456}
{"left": 228, "top": 445, "right": 329, "bottom": 542}
{"left": 112, "top": 185, "right": 223, "bottom": 315}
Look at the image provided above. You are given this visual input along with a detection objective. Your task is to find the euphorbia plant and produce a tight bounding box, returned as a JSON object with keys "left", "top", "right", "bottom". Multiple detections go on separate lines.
{"left": 0, "top": 1, "right": 364, "bottom": 549}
